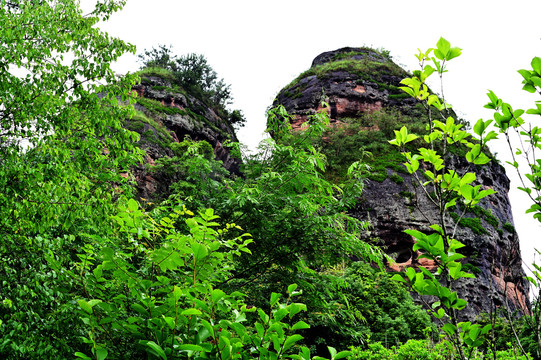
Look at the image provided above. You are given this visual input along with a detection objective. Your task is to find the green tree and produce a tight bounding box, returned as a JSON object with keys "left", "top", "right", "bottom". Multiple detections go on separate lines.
{"left": 171, "top": 104, "right": 381, "bottom": 287}
{"left": 138, "top": 45, "right": 233, "bottom": 108}
{"left": 0, "top": 0, "right": 141, "bottom": 357}
{"left": 300, "top": 262, "right": 433, "bottom": 353}
{"left": 390, "top": 38, "right": 497, "bottom": 360}
{"left": 484, "top": 56, "right": 541, "bottom": 359}
{"left": 75, "top": 200, "right": 352, "bottom": 360}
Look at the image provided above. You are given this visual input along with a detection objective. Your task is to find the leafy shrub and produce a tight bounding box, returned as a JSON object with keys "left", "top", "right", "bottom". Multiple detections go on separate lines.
{"left": 300, "top": 262, "right": 433, "bottom": 352}
{"left": 75, "top": 201, "right": 337, "bottom": 359}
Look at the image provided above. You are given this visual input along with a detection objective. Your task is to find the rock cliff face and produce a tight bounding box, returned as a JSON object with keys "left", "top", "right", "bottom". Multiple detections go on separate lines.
{"left": 126, "top": 74, "right": 240, "bottom": 199}
{"left": 273, "top": 47, "right": 529, "bottom": 320}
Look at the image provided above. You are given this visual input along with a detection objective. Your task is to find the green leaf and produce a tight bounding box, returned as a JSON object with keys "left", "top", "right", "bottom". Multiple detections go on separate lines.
{"left": 96, "top": 348, "right": 108, "bottom": 360}
{"left": 283, "top": 334, "right": 304, "bottom": 351}
{"left": 77, "top": 299, "right": 93, "bottom": 315}
{"left": 181, "top": 308, "right": 202, "bottom": 316}
{"left": 292, "top": 320, "right": 310, "bottom": 331}
{"left": 131, "top": 303, "right": 149, "bottom": 317}
{"left": 532, "top": 57, "right": 541, "bottom": 76}
{"left": 287, "top": 303, "right": 306, "bottom": 318}
{"left": 460, "top": 172, "right": 476, "bottom": 186}
{"left": 270, "top": 292, "right": 281, "bottom": 307}
{"left": 75, "top": 352, "right": 92, "bottom": 360}
{"left": 404, "top": 229, "right": 427, "bottom": 242}
{"left": 469, "top": 325, "right": 481, "bottom": 341}
{"left": 287, "top": 283, "right": 298, "bottom": 294}
{"left": 173, "top": 286, "right": 182, "bottom": 302}
{"left": 442, "top": 323, "right": 457, "bottom": 336}
{"left": 178, "top": 344, "right": 204, "bottom": 352}
{"left": 191, "top": 242, "right": 208, "bottom": 261}
{"left": 334, "top": 350, "right": 354, "bottom": 360}
{"left": 127, "top": 198, "right": 139, "bottom": 212}
{"left": 163, "top": 316, "right": 175, "bottom": 330}
{"left": 144, "top": 341, "right": 167, "bottom": 360}
{"left": 88, "top": 299, "right": 102, "bottom": 308}
{"left": 211, "top": 289, "right": 226, "bottom": 304}
{"left": 274, "top": 308, "right": 288, "bottom": 322}
{"left": 435, "top": 37, "right": 451, "bottom": 60}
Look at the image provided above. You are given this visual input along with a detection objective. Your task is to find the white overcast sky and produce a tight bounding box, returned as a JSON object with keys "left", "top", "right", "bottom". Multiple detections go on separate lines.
{"left": 85, "top": 0, "right": 541, "bottom": 273}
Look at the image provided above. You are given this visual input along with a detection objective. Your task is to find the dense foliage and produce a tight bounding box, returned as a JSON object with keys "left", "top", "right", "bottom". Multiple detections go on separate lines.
{"left": 2, "top": 1, "right": 540, "bottom": 359}
{"left": 0, "top": 0, "right": 141, "bottom": 357}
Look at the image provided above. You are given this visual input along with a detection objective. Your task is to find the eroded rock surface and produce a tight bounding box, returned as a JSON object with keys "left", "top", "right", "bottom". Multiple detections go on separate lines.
{"left": 274, "top": 47, "right": 529, "bottom": 320}
{"left": 128, "top": 75, "right": 241, "bottom": 200}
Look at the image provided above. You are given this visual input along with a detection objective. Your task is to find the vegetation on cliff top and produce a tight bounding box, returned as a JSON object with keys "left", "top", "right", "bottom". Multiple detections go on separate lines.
{"left": 137, "top": 44, "right": 246, "bottom": 130}
{"left": 280, "top": 47, "right": 408, "bottom": 98}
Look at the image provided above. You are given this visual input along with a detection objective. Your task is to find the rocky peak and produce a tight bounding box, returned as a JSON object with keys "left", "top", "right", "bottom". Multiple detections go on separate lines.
{"left": 274, "top": 47, "right": 417, "bottom": 131}
{"left": 126, "top": 73, "right": 241, "bottom": 199}
{"left": 273, "top": 47, "right": 530, "bottom": 320}
{"left": 311, "top": 47, "right": 390, "bottom": 67}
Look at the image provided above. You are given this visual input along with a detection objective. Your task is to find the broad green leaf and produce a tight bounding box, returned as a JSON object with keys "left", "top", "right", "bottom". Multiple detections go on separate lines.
{"left": 181, "top": 308, "right": 202, "bottom": 316}
{"left": 131, "top": 303, "right": 149, "bottom": 317}
{"left": 287, "top": 283, "right": 298, "bottom": 294}
{"left": 191, "top": 242, "right": 208, "bottom": 261}
{"left": 442, "top": 323, "right": 457, "bottom": 336}
{"left": 270, "top": 292, "right": 281, "bottom": 306}
{"left": 327, "top": 346, "right": 337, "bottom": 359}
{"left": 77, "top": 299, "right": 93, "bottom": 315}
{"left": 283, "top": 334, "right": 304, "bottom": 351}
{"left": 163, "top": 316, "right": 175, "bottom": 330}
{"left": 292, "top": 320, "right": 310, "bottom": 331}
{"left": 127, "top": 198, "right": 139, "bottom": 212}
{"left": 96, "top": 348, "right": 108, "bottom": 360}
{"left": 178, "top": 344, "right": 204, "bottom": 352}
{"left": 87, "top": 299, "right": 102, "bottom": 308}
{"left": 469, "top": 325, "right": 481, "bottom": 341}
{"left": 75, "top": 353, "right": 92, "bottom": 360}
{"left": 532, "top": 56, "right": 541, "bottom": 76}
{"left": 334, "top": 350, "right": 354, "bottom": 360}
{"left": 435, "top": 37, "right": 451, "bottom": 60}
{"left": 211, "top": 289, "right": 226, "bottom": 304}
{"left": 144, "top": 341, "right": 167, "bottom": 360}
{"left": 173, "top": 286, "right": 182, "bottom": 302}
{"left": 274, "top": 308, "right": 288, "bottom": 322}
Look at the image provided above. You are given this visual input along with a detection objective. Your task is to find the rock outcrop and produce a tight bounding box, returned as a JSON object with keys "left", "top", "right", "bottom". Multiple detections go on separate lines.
{"left": 126, "top": 74, "right": 241, "bottom": 199}
{"left": 273, "top": 47, "right": 530, "bottom": 320}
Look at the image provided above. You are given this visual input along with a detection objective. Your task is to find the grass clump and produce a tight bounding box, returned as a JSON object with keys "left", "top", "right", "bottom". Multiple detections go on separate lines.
{"left": 137, "top": 66, "right": 175, "bottom": 82}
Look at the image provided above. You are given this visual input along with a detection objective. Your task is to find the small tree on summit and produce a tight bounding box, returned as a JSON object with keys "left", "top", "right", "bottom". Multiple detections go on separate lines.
{"left": 138, "top": 45, "right": 237, "bottom": 112}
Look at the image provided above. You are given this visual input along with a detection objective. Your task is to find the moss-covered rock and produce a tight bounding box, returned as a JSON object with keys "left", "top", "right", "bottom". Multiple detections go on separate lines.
{"left": 127, "top": 72, "right": 241, "bottom": 200}
{"left": 272, "top": 47, "right": 529, "bottom": 321}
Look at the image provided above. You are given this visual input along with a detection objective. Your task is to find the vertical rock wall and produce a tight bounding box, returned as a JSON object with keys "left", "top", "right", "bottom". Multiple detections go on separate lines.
{"left": 273, "top": 47, "right": 530, "bottom": 319}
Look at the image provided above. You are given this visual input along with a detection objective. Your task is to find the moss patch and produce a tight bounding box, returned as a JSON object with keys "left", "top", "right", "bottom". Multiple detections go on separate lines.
{"left": 282, "top": 56, "right": 407, "bottom": 95}
{"left": 390, "top": 173, "right": 404, "bottom": 184}
{"left": 503, "top": 222, "right": 515, "bottom": 234}
{"left": 124, "top": 110, "right": 173, "bottom": 150}
{"left": 136, "top": 97, "right": 185, "bottom": 116}
{"left": 450, "top": 213, "right": 487, "bottom": 235}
